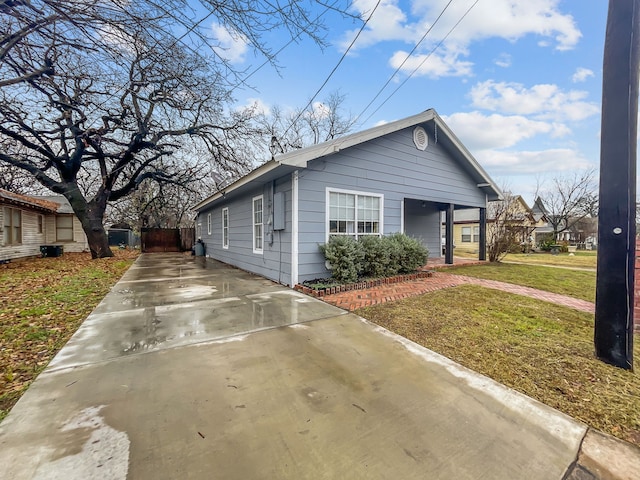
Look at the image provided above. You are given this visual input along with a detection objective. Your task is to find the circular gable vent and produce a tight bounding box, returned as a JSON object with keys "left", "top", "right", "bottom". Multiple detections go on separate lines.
{"left": 413, "top": 126, "right": 428, "bottom": 151}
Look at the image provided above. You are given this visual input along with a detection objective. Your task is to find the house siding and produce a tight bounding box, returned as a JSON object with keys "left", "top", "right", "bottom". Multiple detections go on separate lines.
{"left": 199, "top": 176, "right": 293, "bottom": 285}
{"left": 1, "top": 204, "right": 89, "bottom": 262}
{"left": 295, "top": 126, "right": 487, "bottom": 282}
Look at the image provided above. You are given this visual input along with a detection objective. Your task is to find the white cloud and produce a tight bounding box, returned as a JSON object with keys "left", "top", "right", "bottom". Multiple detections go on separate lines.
{"left": 211, "top": 23, "right": 249, "bottom": 64}
{"left": 478, "top": 148, "right": 592, "bottom": 175}
{"left": 494, "top": 53, "right": 512, "bottom": 68}
{"left": 389, "top": 48, "right": 473, "bottom": 78}
{"left": 469, "top": 80, "right": 599, "bottom": 122}
{"left": 443, "top": 111, "right": 562, "bottom": 150}
{"left": 572, "top": 67, "right": 594, "bottom": 83}
{"left": 342, "top": 0, "right": 581, "bottom": 78}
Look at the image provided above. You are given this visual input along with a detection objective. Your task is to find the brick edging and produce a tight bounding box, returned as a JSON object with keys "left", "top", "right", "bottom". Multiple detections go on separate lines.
{"left": 294, "top": 271, "right": 434, "bottom": 298}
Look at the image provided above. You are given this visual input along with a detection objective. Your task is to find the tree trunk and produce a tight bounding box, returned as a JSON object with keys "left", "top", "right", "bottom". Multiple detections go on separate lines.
{"left": 64, "top": 186, "right": 114, "bottom": 259}
{"left": 82, "top": 217, "right": 114, "bottom": 259}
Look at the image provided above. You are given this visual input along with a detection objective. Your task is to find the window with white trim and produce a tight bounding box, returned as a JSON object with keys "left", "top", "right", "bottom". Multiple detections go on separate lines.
{"left": 253, "top": 195, "right": 263, "bottom": 253}
{"left": 328, "top": 189, "right": 382, "bottom": 239}
{"left": 461, "top": 226, "right": 480, "bottom": 243}
{"left": 207, "top": 213, "right": 212, "bottom": 235}
{"left": 461, "top": 227, "right": 471, "bottom": 242}
{"left": 37, "top": 215, "right": 44, "bottom": 234}
{"left": 3, "top": 207, "right": 22, "bottom": 245}
{"left": 222, "top": 207, "right": 229, "bottom": 249}
{"left": 56, "top": 215, "right": 73, "bottom": 241}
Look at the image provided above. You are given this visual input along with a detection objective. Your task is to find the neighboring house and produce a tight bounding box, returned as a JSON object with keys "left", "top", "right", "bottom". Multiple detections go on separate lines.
{"left": 193, "top": 110, "right": 501, "bottom": 287}
{"left": 530, "top": 196, "right": 597, "bottom": 247}
{"left": 0, "top": 189, "right": 89, "bottom": 262}
{"left": 448, "top": 195, "right": 544, "bottom": 253}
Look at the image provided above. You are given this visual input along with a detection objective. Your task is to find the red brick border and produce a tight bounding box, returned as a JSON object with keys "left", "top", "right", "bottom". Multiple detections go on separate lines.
{"left": 294, "top": 271, "right": 434, "bottom": 298}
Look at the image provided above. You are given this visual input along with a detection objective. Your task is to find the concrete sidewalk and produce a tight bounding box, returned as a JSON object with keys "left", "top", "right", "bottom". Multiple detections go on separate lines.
{"left": 0, "top": 254, "right": 635, "bottom": 479}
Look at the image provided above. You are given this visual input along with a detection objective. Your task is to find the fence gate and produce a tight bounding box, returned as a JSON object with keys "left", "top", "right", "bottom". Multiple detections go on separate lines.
{"left": 141, "top": 228, "right": 181, "bottom": 253}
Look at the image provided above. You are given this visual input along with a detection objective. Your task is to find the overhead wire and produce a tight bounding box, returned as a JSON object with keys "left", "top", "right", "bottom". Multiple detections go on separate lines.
{"left": 280, "top": 0, "right": 382, "bottom": 140}
{"left": 359, "top": 0, "right": 481, "bottom": 126}
{"left": 353, "top": 0, "right": 455, "bottom": 128}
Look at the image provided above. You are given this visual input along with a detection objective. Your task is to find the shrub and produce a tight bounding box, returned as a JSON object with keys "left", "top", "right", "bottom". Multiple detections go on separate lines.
{"left": 359, "top": 235, "right": 392, "bottom": 278}
{"left": 387, "top": 233, "right": 428, "bottom": 274}
{"left": 319, "top": 235, "right": 363, "bottom": 283}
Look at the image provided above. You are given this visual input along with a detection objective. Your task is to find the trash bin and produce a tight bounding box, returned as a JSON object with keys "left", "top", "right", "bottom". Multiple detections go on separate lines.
{"left": 194, "top": 241, "right": 205, "bottom": 256}
{"left": 40, "top": 245, "right": 64, "bottom": 257}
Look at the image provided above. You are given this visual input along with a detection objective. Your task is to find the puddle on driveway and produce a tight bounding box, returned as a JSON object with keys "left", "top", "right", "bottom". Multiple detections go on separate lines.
{"left": 48, "top": 289, "right": 345, "bottom": 370}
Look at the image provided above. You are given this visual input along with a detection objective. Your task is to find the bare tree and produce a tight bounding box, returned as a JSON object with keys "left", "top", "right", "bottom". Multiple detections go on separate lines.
{"left": 536, "top": 170, "right": 598, "bottom": 241}
{"left": 0, "top": 0, "right": 355, "bottom": 258}
{"left": 258, "top": 91, "right": 357, "bottom": 154}
{"left": 486, "top": 192, "right": 536, "bottom": 262}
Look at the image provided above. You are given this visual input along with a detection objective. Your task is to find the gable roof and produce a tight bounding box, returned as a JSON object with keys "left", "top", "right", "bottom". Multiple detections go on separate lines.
{"left": 0, "top": 188, "right": 61, "bottom": 213}
{"left": 194, "top": 109, "right": 502, "bottom": 211}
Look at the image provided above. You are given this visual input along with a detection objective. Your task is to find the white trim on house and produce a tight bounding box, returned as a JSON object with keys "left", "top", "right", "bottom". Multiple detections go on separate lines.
{"left": 222, "top": 207, "right": 229, "bottom": 249}
{"left": 291, "top": 171, "right": 299, "bottom": 287}
{"left": 400, "top": 199, "right": 405, "bottom": 234}
{"left": 325, "top": 187, "right": 384, "bottom": 242}
{"left": 252, "top": 195, "right": 264, "bottom": 254}
{"left": 207, "top": 213, "right": 212, "bottom": 235}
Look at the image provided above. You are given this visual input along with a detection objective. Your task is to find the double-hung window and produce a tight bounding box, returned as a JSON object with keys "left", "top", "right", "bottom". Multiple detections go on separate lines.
{"left": 207, "top": 213, "right": 212, "bottom": 235}
{"left": 253, "top": 195, "right": 263, "bottom": 253}
{"left": 461, "top": 226, "right": 480, "bottom": 243}
{"left": 3, "top": 207, "right": 22, "bottom": 245}
{"left": 328, "top": 189, "right": 382, "bottom": 240}
{"left": 222, "top": 207, "right": 229, "bottom": 249}
{"left": 56, "top": 215, "right": 74, "bottom": 242}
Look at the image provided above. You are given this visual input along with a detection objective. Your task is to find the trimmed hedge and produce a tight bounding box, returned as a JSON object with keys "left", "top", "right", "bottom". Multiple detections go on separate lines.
{"left": 320, "top": 233, "right": 428, "bottom": 283}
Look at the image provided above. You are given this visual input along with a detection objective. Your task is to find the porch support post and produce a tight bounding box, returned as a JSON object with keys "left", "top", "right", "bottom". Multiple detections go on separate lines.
{"left": 445, "top": 203, "right": 454, "bottom": 265}
{"left": 479, "top": 207, "right": 487, "bottom": 261}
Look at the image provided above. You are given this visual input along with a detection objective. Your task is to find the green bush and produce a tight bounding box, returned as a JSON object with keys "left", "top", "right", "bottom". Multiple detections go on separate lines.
{"left": 320, "top": 233, "right": 428, "bottom": 284}
{"left": 388, "top": 233, "right": 428, "bottom": 273}
{"left": 319, "top": 235, "right": 363, "bottom": 283}
{"left": 359, "top": 236, "right": 392, "bottom": 278}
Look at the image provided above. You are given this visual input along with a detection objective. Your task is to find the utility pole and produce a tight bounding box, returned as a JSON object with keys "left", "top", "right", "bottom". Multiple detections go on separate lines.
{"left": 594, "top": 0, "right": 640, "bottom": 370}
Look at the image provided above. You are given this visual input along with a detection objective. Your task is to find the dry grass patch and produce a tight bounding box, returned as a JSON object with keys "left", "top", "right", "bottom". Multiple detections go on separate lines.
{"left": 356, "top": 284, "right": 640, "bottom": 447}
{"left": 0, "top": 250, "right": 138, "bottom": 421}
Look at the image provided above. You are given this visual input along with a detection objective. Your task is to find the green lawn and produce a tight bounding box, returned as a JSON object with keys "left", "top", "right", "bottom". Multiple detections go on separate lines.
{"left": 356, "top": 285, "right": 640, "bottom": 448}
{"left": 443, "top": 262, "right": 596, "bottom": 302}
{"left": 503, "top": 251, "right": 597, "bottom": 269}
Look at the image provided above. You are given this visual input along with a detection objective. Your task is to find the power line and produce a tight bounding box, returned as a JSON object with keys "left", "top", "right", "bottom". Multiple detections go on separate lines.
{"left": 360, "top": 0, "right": 481, "bottom": 126}
{"left": 354, "top": 0, "right": 455, "bottom": 127}
{"left": 281, "top": 0, "right": 382, "bottom": 139}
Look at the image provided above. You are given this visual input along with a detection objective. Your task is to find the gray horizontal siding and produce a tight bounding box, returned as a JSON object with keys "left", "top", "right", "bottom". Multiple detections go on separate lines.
{"left": 199, "top": 176, "right": 293, "bottom": 285}
{"left": 296, "top": 126, "right": 486, "bottom": 281}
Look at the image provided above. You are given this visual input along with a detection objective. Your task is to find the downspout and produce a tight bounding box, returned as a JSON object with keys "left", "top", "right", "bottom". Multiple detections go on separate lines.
{"left": 291, "top": 170, "right": 299, "bottom": 287}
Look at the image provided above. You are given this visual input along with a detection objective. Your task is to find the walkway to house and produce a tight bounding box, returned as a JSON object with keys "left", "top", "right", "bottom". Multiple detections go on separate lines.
{"left": 322, "top": 257, "right": 595, "bottom": 313}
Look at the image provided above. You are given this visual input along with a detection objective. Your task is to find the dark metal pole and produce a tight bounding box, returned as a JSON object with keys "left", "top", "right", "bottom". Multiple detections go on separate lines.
{"left": 479, "top": 207, "right": 487, "bottom": 261}
{"left": 445, "top": 204, "right": 454, "bottom": 264}
{"left": 595, "top": 0, "right": 640, "bottom": 370}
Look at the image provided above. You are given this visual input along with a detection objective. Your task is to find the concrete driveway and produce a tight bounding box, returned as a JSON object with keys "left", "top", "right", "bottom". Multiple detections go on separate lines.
{"left": 0, "top": 253, "right": 587, "bottom": 479}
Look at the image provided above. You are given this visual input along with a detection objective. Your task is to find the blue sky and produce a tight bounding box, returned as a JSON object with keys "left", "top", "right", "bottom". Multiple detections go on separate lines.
{"left": 210, "top": 0, "right": 609, "bottom": 205}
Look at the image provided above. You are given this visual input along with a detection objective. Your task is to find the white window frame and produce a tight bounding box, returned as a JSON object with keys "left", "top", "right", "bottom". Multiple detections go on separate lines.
{"left": 252, "top": 195, "right": 263, "bottom": 254}
{"left": 461, "top": 226, "right": 472, "bottom": 243}
{"left": 325, "top": 187, "right": 383, "bottom": 241}
{"left": 222, "top": 207, "right": 229, "bottom": 249}
{"left": 207, "top": 213, "right": 212, "bottom": 235}
{"left": 473, "top": 226, "right": 480, "bottom": 243}
{"left": 37, "top": 214, "right": 44, "bottom": 234}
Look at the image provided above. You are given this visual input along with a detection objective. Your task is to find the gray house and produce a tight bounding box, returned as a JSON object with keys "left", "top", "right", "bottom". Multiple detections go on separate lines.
{"left": 193, "top": 109, "right": 501, "bottom": 287}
